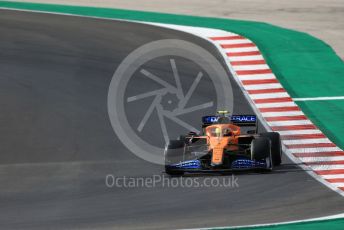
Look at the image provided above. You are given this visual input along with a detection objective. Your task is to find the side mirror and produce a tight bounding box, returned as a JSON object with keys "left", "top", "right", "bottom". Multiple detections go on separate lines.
{"left": 247, "top": 130, "right": 256, "bottom": 134}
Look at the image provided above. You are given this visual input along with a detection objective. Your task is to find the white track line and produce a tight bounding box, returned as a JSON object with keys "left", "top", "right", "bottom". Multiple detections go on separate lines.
{"left": 294, "top": 96, "right": 344, "bottom": 101}
{"left": 183, "top": 213, "right": 344, "bottom": 230}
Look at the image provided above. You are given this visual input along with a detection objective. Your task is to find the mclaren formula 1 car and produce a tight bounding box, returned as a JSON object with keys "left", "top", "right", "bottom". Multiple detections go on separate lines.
{"left": 164, "top": 111, "right": 282, "bottom": 175}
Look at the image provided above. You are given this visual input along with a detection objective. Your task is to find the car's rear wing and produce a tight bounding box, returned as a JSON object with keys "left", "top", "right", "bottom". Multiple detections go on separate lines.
{"left": 202, "top": 115, "right": 258, "bottom": 131}
{"left": 230, "top": 115, "right": 257, "bottom": 127}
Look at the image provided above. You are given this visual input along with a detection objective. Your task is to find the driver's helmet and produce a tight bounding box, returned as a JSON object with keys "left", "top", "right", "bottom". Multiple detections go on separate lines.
{"left": 215, "top": 127, "right": 221, "bottom": 137}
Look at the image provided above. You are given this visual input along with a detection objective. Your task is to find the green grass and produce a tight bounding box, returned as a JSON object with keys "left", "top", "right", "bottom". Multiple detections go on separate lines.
{"left": 223, "top": 217, "right": 344, "bottom": 230}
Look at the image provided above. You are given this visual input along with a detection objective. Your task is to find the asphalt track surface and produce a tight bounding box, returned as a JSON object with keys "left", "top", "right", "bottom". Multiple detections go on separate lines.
{"left": 0, "top": 9, "right": 344, "bottom": 230}
{"left": 15, "top": 0, "right": 344, "bottom": 60}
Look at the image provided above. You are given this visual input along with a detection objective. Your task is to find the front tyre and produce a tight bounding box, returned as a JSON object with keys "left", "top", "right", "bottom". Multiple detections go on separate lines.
{"left": 164, "top": 140, "right": 185, "bottom": 176}
{"left": 261, "top": 132, "right": 282, "bottom": 166}
{"left": 251, "top": 137, "right": 272, "bottom": 172}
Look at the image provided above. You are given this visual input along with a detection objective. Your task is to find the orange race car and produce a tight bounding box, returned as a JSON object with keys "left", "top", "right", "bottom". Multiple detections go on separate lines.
{"left": 164, "top": 111, "right": 282, "bottom": 175}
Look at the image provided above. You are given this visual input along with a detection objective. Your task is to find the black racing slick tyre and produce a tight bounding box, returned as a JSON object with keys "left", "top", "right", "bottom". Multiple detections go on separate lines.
{"left": 164, "top": 140, "right": 185, "bottom": 176}
{"left": 261, "top": 132, "right": 282, "bottom": 166}
{"left": 251, "top": 137, "right": 272, "bottom": 171}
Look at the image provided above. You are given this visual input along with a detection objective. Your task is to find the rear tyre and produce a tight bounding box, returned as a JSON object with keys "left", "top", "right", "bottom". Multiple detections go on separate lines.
{"left": 261, "top": 132, "right": 282, "bottom": 166}
{"left": 251, "top": 137, "right": 272, "bottom": 171}
{"left": 164, "top": 140, "right": 185, "bottom": 176}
